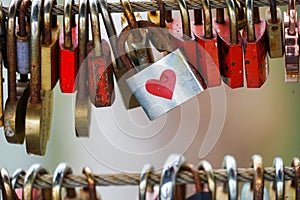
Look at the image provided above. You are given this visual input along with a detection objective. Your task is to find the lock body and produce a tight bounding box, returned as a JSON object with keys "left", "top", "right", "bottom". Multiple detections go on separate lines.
{"left": 242, "top": 21, "right": 268, "bottom": 88}
{"left": 193, "top": 25, "right": 221, "bottom": 87}
{"left": 265, "top": 8, "right": 283, "bottom": 58}
{"left": 59, "top": 26, "right": 79, "bottom": 93}
{"left": 214, "top": 19, "right": 244, "bottom": 88}
{"left": 87, "top": 40, "right": 115, "bottom": 107}
{"left": 41, "top": 26, "right": 59, "bottom": 91}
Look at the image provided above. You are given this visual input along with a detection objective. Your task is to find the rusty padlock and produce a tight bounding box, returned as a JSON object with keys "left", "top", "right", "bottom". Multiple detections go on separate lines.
{"left": 242, "top": 4, "right": 268, "bottom": 88}
{"left": 25, "top": 0, "right": 52, "bottom": 155}
{"left": 59, "top": 0, "right": 78, "bottom": 93}
{"left": 75, "top": 0, "right": 90, "bottom": 137}
{"left": 4, "top": 0, "right": 30, "bottom": 144}
{"left": 265, "top": 0, "right": 283, "bottom": 58}
{"left": 214, "top": 0, "right": 244, "bottom": 89}
{"left": 87, "top": 0, "right": 114, "bottom": 107}
{"left": 98, "top": 0, "right": 140, "bottom": 109}
{"left": 284, "top": 0, "right": 299, "bottom": 82}
{"left": 192, "top": 0, "right": 221, "bottom": 87}
{"left": 123, "top": 21, "right": 206, "bottom": 120}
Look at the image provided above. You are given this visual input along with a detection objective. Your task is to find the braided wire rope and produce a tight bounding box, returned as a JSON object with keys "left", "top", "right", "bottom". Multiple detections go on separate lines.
{"left": 9, "top": 166, "right": 296, "bottom": 189}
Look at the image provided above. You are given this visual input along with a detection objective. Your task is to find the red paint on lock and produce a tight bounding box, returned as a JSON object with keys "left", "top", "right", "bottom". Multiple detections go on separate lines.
{"left": 59, "top": 26, "right": 78, "bottom": 93}
{"left": 168, "top": 19, "right": 198, "bottom": 68}
{"left": 192, "top": 25, "right": 221, "bottom": 87}
{"left": 87, "top": 40, "right": 114, "bottom": 107}
{"left": 242, "top": 21, "right": 268, "bottom": 88}
{"left": 214, "top": 19, "right": 244, "bottom": 88}
{"left": 145, "top": 69, "right": 176, "bottom": 100}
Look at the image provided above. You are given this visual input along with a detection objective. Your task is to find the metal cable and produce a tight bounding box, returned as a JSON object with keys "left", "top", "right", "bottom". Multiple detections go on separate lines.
{"left": 0, "top": 0, "right": 291, "bottom": 16}
{"left": 10, "top": 167, "right": 297, "bottom": 189}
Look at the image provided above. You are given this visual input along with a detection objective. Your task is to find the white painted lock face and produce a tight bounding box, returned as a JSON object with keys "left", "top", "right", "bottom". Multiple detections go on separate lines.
{"left": 240, "top": 183, "right": 270, "bottom": 200}
{"left": 126, "top": 49, "right": 205, "bottom": 120}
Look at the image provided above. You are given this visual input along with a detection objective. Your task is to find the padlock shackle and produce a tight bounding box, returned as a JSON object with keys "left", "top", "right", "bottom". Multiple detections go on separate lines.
{"left": 30, "top": 0, "right": 42, "bottom": 104}
{"left": 246, "top": 0, "right": 256, "bottom": 42}
{"left": 200, "top": 0, "right": 213, "bottom": 38}
{"left": 120, "top": 0, "right": 143, "bottom": 42}
{"left": 89, "top": 0, "right": 103, "bottom": 57}
{"left": 0, "top": 0, "right": 4, "bottom": 35}
{"left": 269, "top": 0, "right": 277, "bottom": 23}
{"left": 63, "top": 0, "right": 75, "bottom": 48}
{"left": 225, "top": 0, "right": 238, "bottom": 44}
{"left": 18, "top": 0, "right": 31, "bottom": 38}
{"left": 175, "top": 0, "right": 191, "bottom": 38}
{"left": 78, "top": 0, "right": 88, "bottom": 66}
{"left": 43, "top": 0, "right": 58, "bottom": 45}
{"left": 156, "top": 0, "right": 166, "bottom": 28}
{"left": 288, "top": 0, "right": 297, "bottom": 35}
{"left": 288, "top": 0, "right": 295, "bottom": 14}
{"left": 7, "top": 0, "right": 22, "bottom": 101}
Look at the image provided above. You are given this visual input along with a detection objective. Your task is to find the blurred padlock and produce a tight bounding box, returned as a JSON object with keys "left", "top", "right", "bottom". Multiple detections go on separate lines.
{"left": 192, "top": 0, "right": 221, "bottom": 87}
{"left": 25, "top": 0, "right": 52, "bottom": 155}
{"left": 284, "top": 0, "right": 299, "bottom": 82}
{"left": 16, "top": 0, "right": 30, "bottom": 75}
{"left": 4, "top": 0, "right": 30, "bottom": 144}
{"left": 265, "top": 0, "right": 283, "bottom": 58}
{"left": 0, "top": 0, "right": 6, "bottom": 69}
{"left": 0, "top": 0, "right": 4, "bottom": 127}
{"left": 75, "top": 0, "right": 90, "bottom": 137}
{"left": 122, "top": 22, "right": 206, "bottom": 120}
{"left": 214, "top": 0, "right": 244, "bottom": 88}
{"left": 41, "top": 0, "right": 59, "bottom": 91}
{"left": 98, "top": 0, "right": 140, "bottom": 109}
{"left": 87, "top": 0, "right": 114, "bottom": 107}
{"left": 59, "top": 0, "right": 78, "bottom": 93}
{"left": 242, "top": 4, "right": 268, "bottom": 88}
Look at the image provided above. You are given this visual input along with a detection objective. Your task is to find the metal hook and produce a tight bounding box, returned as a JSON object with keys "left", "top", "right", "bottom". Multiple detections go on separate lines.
{"left": 252, "top": 154, "right": 264, "bottom": 200}
{"left": 23, "top": 164, "right": 49, "bottom": 200}
{"left": 272, "top": 157, "right": 285, "bottom": 200}
{"left": 198, "top": 160, "right": 216, "bottom": 200}
{"left": 82, "top": 167, "right": 98, "bottom": 200}
{"left": 0, "top": 168, "right": 13, "bottom": 200}
{"left": 291, "top": 157, "right": 300, "bottom": 199}
{"left": 139, "top": 164, "right": 154, "bottom": 200}
{"left": 222, "top": 155, "right": 238, "bottom": 200}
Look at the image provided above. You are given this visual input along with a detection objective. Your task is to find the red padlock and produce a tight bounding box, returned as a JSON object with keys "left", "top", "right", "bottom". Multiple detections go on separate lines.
{"left": 192, "top": 0, "right": 221, "bottom": 87}
{"left": 213, "top": 0, "right": 244, "bottom": 89}
{"left": 87, "top": 0, "right": 114, "bottom": 107}
{"left": 167, "top": 0, "right": 197, "bottom": 68}
{"left": 242, "top": 4, "right": 268, "bottom": 88}
{"left": 59, "top": 0, "right": 78, "bottom": 93}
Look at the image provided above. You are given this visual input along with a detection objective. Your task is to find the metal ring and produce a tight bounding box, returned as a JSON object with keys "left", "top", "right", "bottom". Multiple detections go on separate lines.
{"left": 82, "top": 167, "right": 97, "bottom": 200}
{"left": 159, "top": 154, "right": 186, "bottom": 200}
{"left": 198, "top": 160, "right": 216, "bottom": 200}
{"left": 273, "top": 157, "right": 285, "bottom": 200}
{"left": 23, "top": 164, "right": 49, "bottom": 200}
{"left": 252, "top": 154, "right": 264, "bottom": 200}
{"left": 175, "top": 0, "right": 191, "bottom": 37}
{"left": 222, "top": 155, "right": 238, "bottom": 200}
{"left": 246, "top": 0, "right": 255, "bottom": 41}
{"left": 43, "top": 0, "right": 57, "bottom": 44}
{"left": 0, "top": 168, "right": 13, "bottom": 200}
{"left": 139, "top": 164, "right": 154, "bottom": 200}
{"left": 291, "top": 157, "right": 300, "bottom": 199}
{"left": 52, "top": 163, "right": 74, "bottom": 200}
{"left": 11, "top": 169, "right": 26, "bottom": 191}
{"left": 63, "top": 0, "right": 74, "bottom": 48}
{"left": 224, "top": 0, "right": 238, "bottom": 44}
{"left": 89, "top": 0, "right": 102, "bottom": 56}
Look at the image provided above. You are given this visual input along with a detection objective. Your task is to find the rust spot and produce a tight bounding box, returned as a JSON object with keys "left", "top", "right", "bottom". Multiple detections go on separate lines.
{"left": 231, "top": 62, "right": 236, "bottom": 66}
{"left": 245, "top": 60, "right": 250, "bottom": 65}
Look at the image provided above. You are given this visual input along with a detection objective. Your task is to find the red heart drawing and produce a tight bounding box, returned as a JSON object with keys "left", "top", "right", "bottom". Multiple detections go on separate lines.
{"left": 145, "top": 69, "right": 176, "bottom": 100}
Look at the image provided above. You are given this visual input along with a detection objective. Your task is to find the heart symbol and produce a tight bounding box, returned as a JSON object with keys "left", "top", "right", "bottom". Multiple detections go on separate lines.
{"left": 145, "top": 69, "right": 176, "bottom": 100}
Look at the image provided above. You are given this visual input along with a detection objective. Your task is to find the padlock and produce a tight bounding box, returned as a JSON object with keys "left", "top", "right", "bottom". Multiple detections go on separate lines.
{"left": 16, "top": 0, "right": 30, "bottom": 75}
{"left": 0, "top": 0, "right": 4, "bottom": 127}
{"left": 269, "top": 157, "right": 285, "bottom": 200}
{"left": 284, "top": 0, "right": 299, "bottom": 82}
{"left": 98, "top": 0, "right": 140, "bottom": 109}
{"left": 166, "top": 0, "right": 198, "bottom": 68}
{"left": 192, "top": 0, "right": 221, "bottom": 87}
{"left": 41, "top": 0, "right": 59, "bottom": 91}
{"left": 4, "top": 0, "right": 30, "bottom": 144}
{"left": 240, "top": 155, "right": 269, "bottom": 200}
{"left": 75, "top": 0, "right": 90, "bottom": 137}
{"left": 213, "top": 0, "right": 244, "bottom": 88}
{"left": 216, "top": 155, "right": 238, "bottom": 200}
{"left": 87, "top": 0, "right": 114, "bottom": 107}
{"left": 265, "top": 0, "right": 283, "bottom": 58}
{"left": 123, "top": 22, "right": 206, "bottom": 120}
{"left": 242, "top": 4, "right": 268, "bottom": 88}
{"left": 25, "top": 0, "right": 52, "bottom": 155}
{"left": 59, "top": 0, "right": 78, "bottom": 93}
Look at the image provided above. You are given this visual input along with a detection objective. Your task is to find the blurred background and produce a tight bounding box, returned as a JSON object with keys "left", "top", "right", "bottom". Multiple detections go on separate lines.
{"left": 0, "top": 1, "right": 299, "bottom": 199}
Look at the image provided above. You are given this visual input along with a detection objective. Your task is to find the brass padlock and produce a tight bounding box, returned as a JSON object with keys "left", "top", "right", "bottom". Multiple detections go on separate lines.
{"left": 4, "top": 0, "right": 30, "bottom": 144}
{"left": 25, "top": 0, "right": 52, "bottom": 155}
{"left": 75, "top": 0, "right": 90, "bottom": 137}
